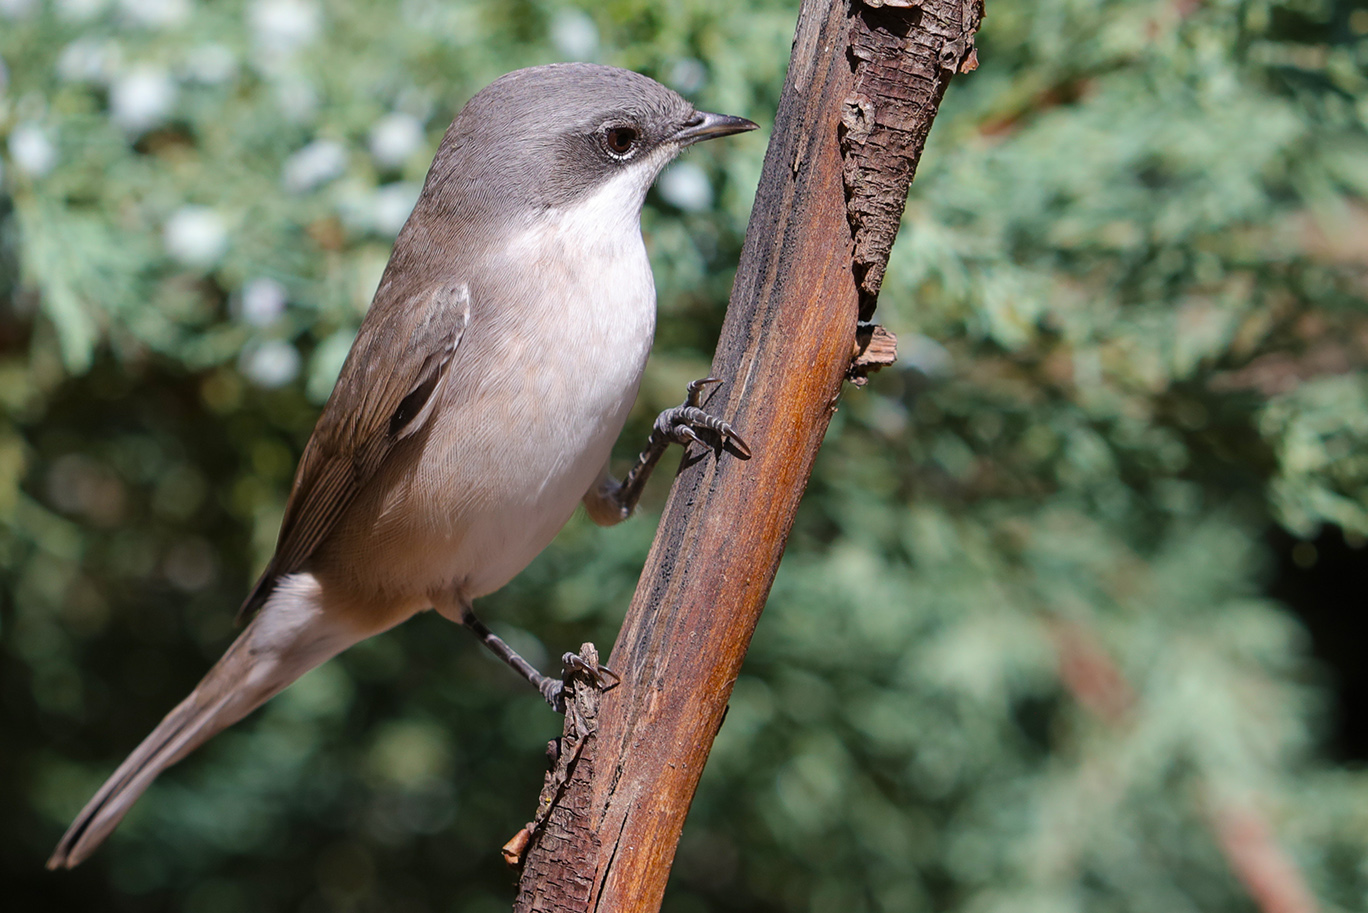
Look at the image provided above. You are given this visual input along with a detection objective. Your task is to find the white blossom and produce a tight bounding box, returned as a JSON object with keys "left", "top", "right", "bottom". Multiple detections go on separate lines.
{"left": 241, "top": 340, "right": 300, "bottom": 388}
{"left": 110, "top": 66, "right": 177, "bottom": 133}
{"left": 183, "top": 44, "right": 237, "bottom": 84}
{"left": 368, "top": 112, "right": 424, "bottom": 168}
{"left": 900, "top": 333, "right": 953, "bottom": 378}
{"left": 164, "top": 206, "right": 228, "bottom": 268}
{"left": 373, "top": 183, "right": 420, "bottom": 236}
{"left": 56, "top": 0, "right": 109, "bottom": 22}
{"left": 282, "top": 139, "right": 346, "bottom": 192}
{"left": 250, "top": 0, "right": 321, "bottom": 55}
{"left": 57, "top": 39, "right": 124, "bottom": 85}
{"left": 0, "top": 0, "right": 37, "bottom": 20}
{"left": 550, "top": 9, "right": 598, "bottom": 60}
{"left": 118, "top": 0, "right": 190, "bottom": 28}
{"left": 668, "top": 58, "right": 707, "bottom": 95}
{"left": 275, "top": 76, "right": 318, "bottom": 122}
{"left": 9, "top": 124, "right": 56, "bottom": 177}
{"left": 657, "top": 162, "right": 713, "bottom": 212}
{"left": 238, "top": 277, "right": 288, "bottom": 326}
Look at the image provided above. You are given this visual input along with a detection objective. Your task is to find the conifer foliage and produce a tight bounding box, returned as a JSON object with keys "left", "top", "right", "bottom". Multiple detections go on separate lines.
{"left": 1, "top": 1, "right": 1365, "bottom": 911}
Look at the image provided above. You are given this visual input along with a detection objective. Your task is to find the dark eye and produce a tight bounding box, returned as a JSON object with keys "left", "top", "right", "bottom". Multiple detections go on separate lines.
{"left": 603, "top": 126, "right": 639, "bottom": 157}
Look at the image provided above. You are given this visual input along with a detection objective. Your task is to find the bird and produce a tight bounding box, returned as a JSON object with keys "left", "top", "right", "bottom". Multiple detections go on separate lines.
{"left": 47, "top": 62, "right": 756, "bottom": 869}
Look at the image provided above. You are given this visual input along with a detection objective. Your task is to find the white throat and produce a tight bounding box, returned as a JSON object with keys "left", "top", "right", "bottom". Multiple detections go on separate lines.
{"left": 551, "top": 157, "right": 663, "bottom": 245}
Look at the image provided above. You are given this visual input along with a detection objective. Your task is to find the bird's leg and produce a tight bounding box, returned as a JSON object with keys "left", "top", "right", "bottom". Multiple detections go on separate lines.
{"left": 619, "top": 377, "right": 753, "bottom": 512}
{"left": 458, "top": 605, "right": 564, "bottom": 708}
{"left": 586, "top": 377, "right": 752, "bottom": 524}
{"left": 458, "top": 605, "right": 617, "bottom": 711}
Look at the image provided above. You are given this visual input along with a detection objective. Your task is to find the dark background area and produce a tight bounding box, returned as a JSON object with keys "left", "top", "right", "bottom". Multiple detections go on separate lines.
{"left": 1269, "top": 525, "right": 1368, "bottom": 763}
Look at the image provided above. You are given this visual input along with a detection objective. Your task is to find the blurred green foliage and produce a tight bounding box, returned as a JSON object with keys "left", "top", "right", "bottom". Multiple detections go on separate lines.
{"left": 3, "top": 0, "right": 1367, "bottom": 911}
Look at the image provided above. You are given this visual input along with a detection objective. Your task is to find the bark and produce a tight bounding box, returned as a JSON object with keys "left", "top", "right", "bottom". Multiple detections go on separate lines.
{"left": 510, "top": 1, "right": 982, "bottom": 910}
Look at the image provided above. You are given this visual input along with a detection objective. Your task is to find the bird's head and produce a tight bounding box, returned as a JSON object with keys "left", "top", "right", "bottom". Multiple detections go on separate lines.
{"left": 420, "top": 63, "right": 756, "bottom": 226}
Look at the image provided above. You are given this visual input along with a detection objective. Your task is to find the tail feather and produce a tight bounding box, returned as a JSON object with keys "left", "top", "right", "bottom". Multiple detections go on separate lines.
{"left": 48, "top": 579, "right": 362, "bottom": 869}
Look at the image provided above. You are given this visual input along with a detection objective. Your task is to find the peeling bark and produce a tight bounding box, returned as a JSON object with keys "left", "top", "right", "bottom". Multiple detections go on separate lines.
{"left": 842, "top": 0, "right": 984, "bottom": 319}
{"left": 508, "top": 646, "right": 606, "bottom": 913}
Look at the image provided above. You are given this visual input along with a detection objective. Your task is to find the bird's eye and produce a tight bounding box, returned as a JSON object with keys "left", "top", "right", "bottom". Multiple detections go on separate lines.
{"left": 603, "top": 126, "right": 639, "bottom": 157}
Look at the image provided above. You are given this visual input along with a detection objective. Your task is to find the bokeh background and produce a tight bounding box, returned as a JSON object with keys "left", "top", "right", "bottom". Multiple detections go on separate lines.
{"left": 3, "top": 0, "right": 1367, "bottom": 910}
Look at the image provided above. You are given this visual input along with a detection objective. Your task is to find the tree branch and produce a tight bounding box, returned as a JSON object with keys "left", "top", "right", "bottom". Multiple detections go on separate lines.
{"left": 510, "top": 1, "right": 982, "bottom": 909}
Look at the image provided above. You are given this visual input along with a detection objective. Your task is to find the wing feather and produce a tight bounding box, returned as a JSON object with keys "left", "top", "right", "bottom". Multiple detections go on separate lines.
{"left": 237, "top": 280, "right": 471, "bottom": 619}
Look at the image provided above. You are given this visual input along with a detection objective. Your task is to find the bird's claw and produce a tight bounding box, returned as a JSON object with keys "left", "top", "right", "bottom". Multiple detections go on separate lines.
{"left": 542, "top": 651, "right": 619, "bottom": 712}
{"left": 561, "top": 651, "right": 620, "bottom": 690}
{"left": 684, "top": 376, "right": 723, "bottom": 407}
{"left": 656, "top": 377, "right": 752, "bottom": 459}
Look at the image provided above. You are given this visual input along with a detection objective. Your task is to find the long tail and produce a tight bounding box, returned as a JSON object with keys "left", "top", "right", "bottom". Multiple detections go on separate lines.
{"left": 47, "top": 576, "right": 364, "bottom": 869}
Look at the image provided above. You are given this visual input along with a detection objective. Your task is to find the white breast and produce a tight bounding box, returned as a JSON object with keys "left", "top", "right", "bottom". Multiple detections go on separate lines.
{"left": 331, "top": 168, "right": 660, "bottom": 608}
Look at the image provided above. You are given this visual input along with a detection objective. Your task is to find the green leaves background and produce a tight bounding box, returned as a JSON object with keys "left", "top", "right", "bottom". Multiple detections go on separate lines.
{"left": 3, "top": 0, "right": 1367, "bottom": 911}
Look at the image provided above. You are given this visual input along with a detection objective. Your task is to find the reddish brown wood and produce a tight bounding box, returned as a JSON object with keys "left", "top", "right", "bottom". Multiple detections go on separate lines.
{"left": 511, "top": 1, "right": 982, "bottom": 910}
{"left": 844, "top": 0, "right": 985, "bottom": 316}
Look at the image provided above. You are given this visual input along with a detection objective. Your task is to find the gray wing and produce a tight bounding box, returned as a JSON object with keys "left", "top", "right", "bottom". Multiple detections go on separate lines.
{"left": 238, "top": 280, "right": 471, "bottom": 619}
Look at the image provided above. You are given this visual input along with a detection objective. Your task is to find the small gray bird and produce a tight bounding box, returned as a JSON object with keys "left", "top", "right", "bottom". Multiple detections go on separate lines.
{"left": 48, "top": 63, "right": 755, "bottom": 869}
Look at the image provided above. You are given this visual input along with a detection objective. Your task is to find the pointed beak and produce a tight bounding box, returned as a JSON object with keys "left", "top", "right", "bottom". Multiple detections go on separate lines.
{"left": 672, "top": 111, "right": 759, "bottom": 147}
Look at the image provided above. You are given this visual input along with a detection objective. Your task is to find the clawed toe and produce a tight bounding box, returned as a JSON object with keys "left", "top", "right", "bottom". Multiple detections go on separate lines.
{"left": 684, "top": 376, "right": 723, "bottom": 406}
{"left": 676, "top": 424, "right": 707, "bottom": 448}
{"left": 561, "top": 652, "right": 620, "bottom": 690}
{"left": 598, "top": 375, "right": 752, "bottom": 524}
{"left": 659, "top": 378, "right": 753, "bottom": 459}
{"left": 715, "top": 420, "right": 752, "bottom": 459}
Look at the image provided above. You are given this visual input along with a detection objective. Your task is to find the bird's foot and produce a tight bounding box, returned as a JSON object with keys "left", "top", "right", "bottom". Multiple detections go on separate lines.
{"left": 539, "top": 650, "right": 619, "bottom": 713}
{"left": 652, "top": 377, "right": 752, "bottom": 459}
{"left": 587, "top": 376, "right": 753, "bottom": 525}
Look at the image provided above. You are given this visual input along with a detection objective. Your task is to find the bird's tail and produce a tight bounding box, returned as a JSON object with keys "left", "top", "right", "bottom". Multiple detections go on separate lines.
{"left": 47, "top": 576, "right": 363, "bottom": 869}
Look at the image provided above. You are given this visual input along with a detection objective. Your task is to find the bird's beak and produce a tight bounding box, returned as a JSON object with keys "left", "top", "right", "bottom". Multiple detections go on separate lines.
{"left": 672, "top": 111, "right": 759, "bottom": 147}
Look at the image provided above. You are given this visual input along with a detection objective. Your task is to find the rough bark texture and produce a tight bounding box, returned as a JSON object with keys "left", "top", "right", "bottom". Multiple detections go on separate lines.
{"left": 843, "top": 0, "right": 983, "bottom": 318}
{"left": 508, "top": 646, "right": 605, "bottom": 911}
{"left": 509, "top": 1, "right": 982, "bottom": 910}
